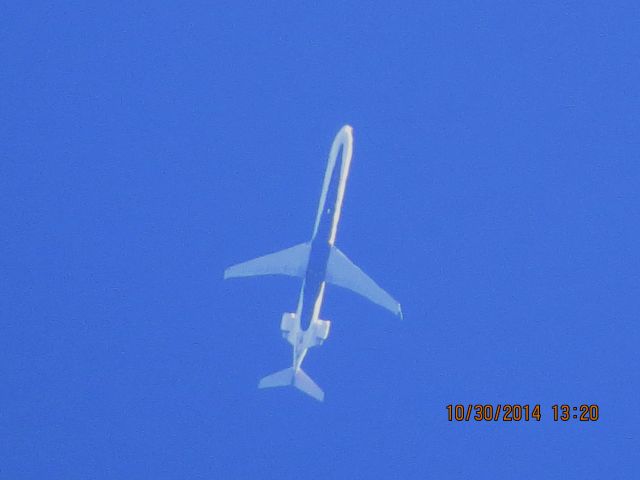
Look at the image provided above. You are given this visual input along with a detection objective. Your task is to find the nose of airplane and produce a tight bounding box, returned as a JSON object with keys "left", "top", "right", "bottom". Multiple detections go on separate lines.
{"left": 340, "top": 125, "right": 354, "bottom": 142}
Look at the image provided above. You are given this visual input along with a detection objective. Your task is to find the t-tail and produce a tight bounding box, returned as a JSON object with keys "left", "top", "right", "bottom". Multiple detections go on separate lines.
{"left": 258, "top": 367, "right": 324, "bottom": 402}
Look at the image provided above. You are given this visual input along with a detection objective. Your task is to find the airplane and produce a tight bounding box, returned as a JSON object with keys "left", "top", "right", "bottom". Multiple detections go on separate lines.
{"left": 223, "top": 125, "right": 402, "bottom": 401}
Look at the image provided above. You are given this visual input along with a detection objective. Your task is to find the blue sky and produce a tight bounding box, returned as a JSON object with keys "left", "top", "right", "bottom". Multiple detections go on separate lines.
{"left": 1, "top": 2, "right": 638, "bottom": 478}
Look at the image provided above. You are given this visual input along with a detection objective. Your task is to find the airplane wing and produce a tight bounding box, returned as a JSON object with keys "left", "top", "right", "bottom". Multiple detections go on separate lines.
{"left": 326, "top": 246, "right": 402, "bottom": 318}
{"left": 224, "top": 242, "right": 311, "bottom": 280}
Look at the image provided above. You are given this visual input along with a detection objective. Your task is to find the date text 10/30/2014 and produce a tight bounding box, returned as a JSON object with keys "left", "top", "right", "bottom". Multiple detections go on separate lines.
{"left": 446, "top": 404, "right": 600, "bottom": 422}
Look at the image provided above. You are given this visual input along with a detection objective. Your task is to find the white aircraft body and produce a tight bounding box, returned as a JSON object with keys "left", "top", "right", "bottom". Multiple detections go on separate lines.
{"left": 224, "top": 125, "right": 401, "bottom": 401}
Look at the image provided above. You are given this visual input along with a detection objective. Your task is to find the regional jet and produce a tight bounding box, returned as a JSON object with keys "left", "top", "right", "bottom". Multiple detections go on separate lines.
{"left": 224, "top": 125, "right": 401, "bottom": 401}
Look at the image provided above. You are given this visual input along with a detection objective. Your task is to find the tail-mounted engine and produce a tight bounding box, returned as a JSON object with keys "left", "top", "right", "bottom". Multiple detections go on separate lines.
{"left": 308, "top": 318, "right": 331, "bottom": 347}
{"left": 281, "top": 312, "right": 298, "bottom": 345}
{"left": 281, "top": 313, "right": 331, "bottom": 348}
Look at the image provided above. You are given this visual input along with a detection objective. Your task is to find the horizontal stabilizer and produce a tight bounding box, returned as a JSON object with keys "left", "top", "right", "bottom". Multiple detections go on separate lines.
{"left": 224, "top": 243, "right": 310, "bottom": 280}
{"left": 294, "top": 369, "right": 324, "bottom": 402}
{"left": 258, "top": 367, "right": 324, "bottom": 402}
{"left": 258, "top": 367, "right": 294, "bottom": 389}
{"left": 326, "top": 246, "right": 402, "bottom": 318}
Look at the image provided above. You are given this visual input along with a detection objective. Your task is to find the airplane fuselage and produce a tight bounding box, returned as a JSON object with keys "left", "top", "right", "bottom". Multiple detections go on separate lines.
{"left": 292, "top": 126, "right": 353, "bottom": 369}
{"left": 224, "top": 124, "right": 401, "bottom": 401}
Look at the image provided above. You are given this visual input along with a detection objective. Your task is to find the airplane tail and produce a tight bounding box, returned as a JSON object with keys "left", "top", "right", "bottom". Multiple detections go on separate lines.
{"left": 258, "top": 367, "right": 324, "bottom": 402}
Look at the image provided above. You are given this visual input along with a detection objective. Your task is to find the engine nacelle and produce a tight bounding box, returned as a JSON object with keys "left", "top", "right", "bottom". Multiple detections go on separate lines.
{"left": 281, "top": 312, "right": 296, "bottom": 333}
{"left": 309, "top": 318, "right": 331, "bottom": 347}
{"left": 281, "top": 312, "right": 298, "bottom": 345}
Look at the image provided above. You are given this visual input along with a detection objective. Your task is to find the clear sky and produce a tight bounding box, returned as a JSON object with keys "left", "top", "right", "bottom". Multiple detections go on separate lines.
{"left": 2, "top": 2, "right": 638, "bottom": 479}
